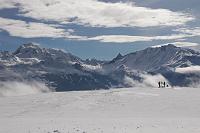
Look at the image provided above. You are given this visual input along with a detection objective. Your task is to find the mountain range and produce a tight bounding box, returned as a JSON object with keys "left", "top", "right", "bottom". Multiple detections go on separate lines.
{"left": 1, "top": 43, "right": 200, "bottom": 91}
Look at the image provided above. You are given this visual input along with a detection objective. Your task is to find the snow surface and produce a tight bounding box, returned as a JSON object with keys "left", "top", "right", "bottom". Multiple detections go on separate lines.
{"left": 1, "top": 87, "right": 200, "bottom": 133}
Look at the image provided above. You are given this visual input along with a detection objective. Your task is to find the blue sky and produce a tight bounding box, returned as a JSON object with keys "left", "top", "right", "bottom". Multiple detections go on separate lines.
{"left": 0, "top": 0, "right": 200, "bottom": 60}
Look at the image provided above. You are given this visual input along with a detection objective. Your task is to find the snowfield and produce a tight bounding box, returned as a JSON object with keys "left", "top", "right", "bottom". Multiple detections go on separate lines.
{"left": 1, "top": 87, "right": 200, "bottom": 133}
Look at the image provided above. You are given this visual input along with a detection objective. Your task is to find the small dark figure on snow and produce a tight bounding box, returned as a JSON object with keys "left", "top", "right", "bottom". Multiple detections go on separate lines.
{"left": 163, "top": 82, "right": 166, "bottom": 88}
{"left": 158, "top": 81, "right": 169, "bottom": 88}
{"left": 158, "top": 81, "right": 161, "bottom": 88}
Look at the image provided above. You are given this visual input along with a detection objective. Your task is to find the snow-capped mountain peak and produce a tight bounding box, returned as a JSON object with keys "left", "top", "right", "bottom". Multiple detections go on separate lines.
{"left": 103, "top": 44, "right": 200, "bottom": 72}
{"left": 13, "top": 43, "right": 45, "bottom": 58}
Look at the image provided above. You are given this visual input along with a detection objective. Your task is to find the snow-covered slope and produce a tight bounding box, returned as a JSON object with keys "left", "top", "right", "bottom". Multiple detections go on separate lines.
{"left": 1, "top": 87, "right": 200, "bottom": 133}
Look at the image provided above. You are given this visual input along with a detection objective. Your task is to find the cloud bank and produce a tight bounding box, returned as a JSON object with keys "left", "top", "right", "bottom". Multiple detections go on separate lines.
{"left": 0, "top": 16, "right": 193, "bottom": 43}
{"left": 124, "top": 73, "right": 170, "bottom": 88}
{"left": 0, "top": 0, "right": 198, "bottom": 46}
{"left": 0, "top": 0, "right": 196, "bottom": 44}
{"left": 0, "top": 0, "right": 194, "bottom": 28}
{"left": 0, "top": 81, "right": 52, "bottom": 97}
{"left": 0, "top": 17, "right": 85, "bottom": 39}
{"left": 175, "top": 27, "right": 200, "bottom": 37}
{"left": 88, "top": 34, "right": 190, "bottom": 43}
{"left": 175, "top": 66, "right": 200, "bottom": 74}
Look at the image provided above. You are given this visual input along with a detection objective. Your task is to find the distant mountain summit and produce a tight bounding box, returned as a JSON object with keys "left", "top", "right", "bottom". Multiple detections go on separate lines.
{"left": 1, "top": 43, "right": 200, "bottom": 90}
{"left": 103, "top": 44, "right": 200, "bottom": 72}
{"left": 109, "top": 53, "right": 123, "bottom": 64}
{"left": 14, "top": 43, "right": 44, "bottom": 58}
{"left": 13, "top": 43, "right": 82, "bottom": 64}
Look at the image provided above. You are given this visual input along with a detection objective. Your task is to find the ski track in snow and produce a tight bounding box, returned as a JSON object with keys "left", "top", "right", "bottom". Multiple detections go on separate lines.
{"left": 1, "top": 87, "right": 200, "bottom": 133}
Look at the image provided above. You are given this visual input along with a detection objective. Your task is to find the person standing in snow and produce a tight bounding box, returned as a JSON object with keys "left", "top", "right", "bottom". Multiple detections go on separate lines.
{"left": 163, "top": 82, "right": 166, "bottom": 88}
{"left": 158, "top": 81, "right": 161, "bottom": 88}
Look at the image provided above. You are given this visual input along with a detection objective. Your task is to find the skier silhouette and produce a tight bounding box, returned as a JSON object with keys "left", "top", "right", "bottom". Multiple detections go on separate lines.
{"left": 158, "top": 81, "right": 161, "bottom": 88}
{"left": 163, "top": 82, "right": 166, "bottom": 88}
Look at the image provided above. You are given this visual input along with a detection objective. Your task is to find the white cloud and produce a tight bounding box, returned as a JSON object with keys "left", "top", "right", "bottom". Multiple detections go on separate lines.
{"left": 175, "top": 27, "right": 200, "bottom": 37}
{"left": 89, "top": 35, "right": 153, "bottom": 43}
{"left": 142, "top": 74, "right": 170, "bottom": 88}
{"left": 1, "top": 16, "right": 192, "bottom": 42}
{"left": 0, "top": 0, "right": 15, "bottom": 9}
{"left": 0, "top": 17, "right": 84, "bottom": 39}
{"left": 0, "top": 81, "right": 51, "bottom": 97}
{"left": 88, "top": 34, "right": 190, "bottom": 43}
{"left": 171, "top": 42, "right": 199, "bottom": 47}
{"left": 0, "top": 0, "right": 194, "bottom": 28}
{"left": 175, "top": 66, "right": 200, "bottom": 74}
{"left": 124, "top": 73, "right": 170, "bottom": 88}
{"left": 0, "top": 0, "right": 195, "bottom": 41}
